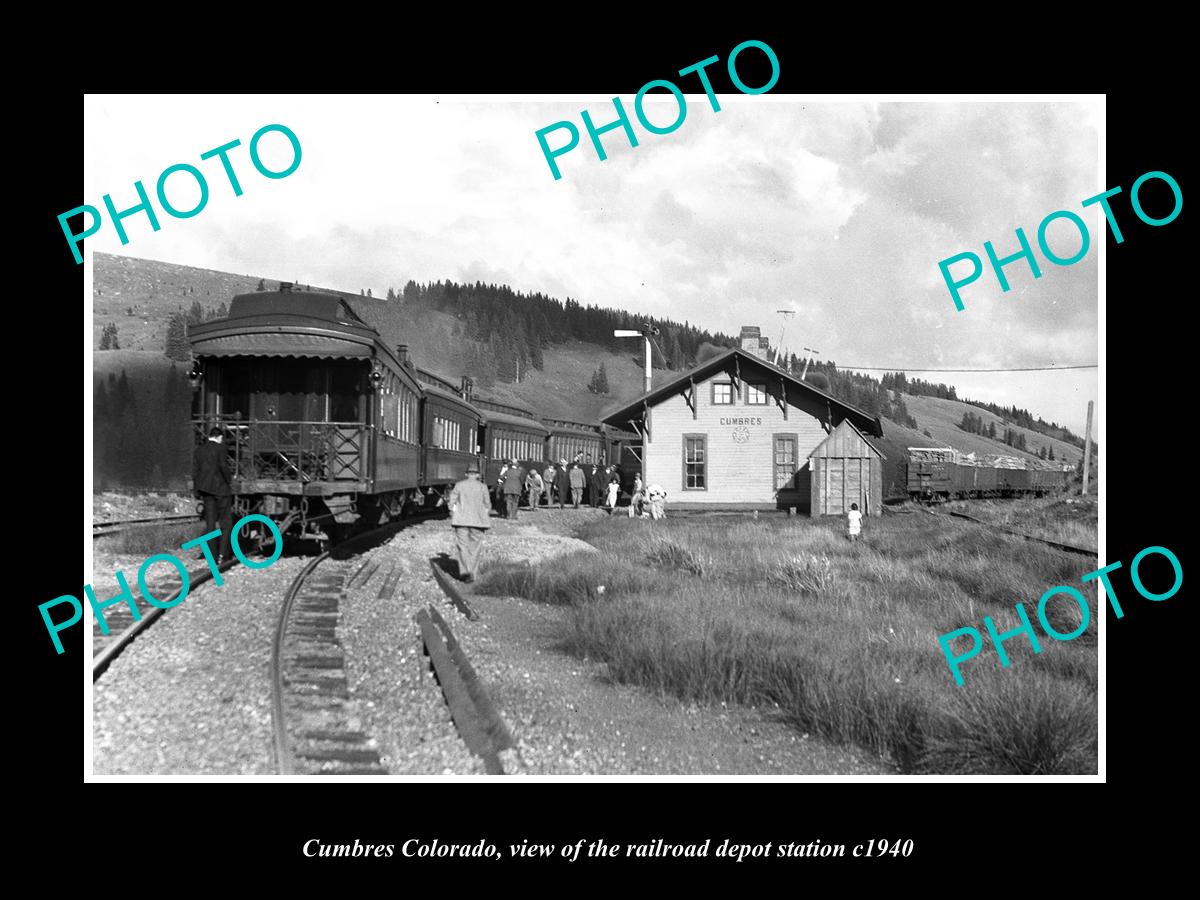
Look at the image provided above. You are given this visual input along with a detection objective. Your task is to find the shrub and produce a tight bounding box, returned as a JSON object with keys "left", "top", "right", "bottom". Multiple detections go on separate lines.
{"left": 918, "top": 674, "right": 1096, "bottom": 774}
{"left": 645, "top": 540, "right": 709, "bottom": 577}
{"left": 772, "top": 554, "right": 833, "bottom": 595}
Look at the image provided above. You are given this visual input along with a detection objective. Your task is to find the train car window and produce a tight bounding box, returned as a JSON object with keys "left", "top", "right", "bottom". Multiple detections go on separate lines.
{"left": 433, "top": 417, "right": 445, "bottom": 448}
{"left": 304, "top": 366, "right": 327, "bottom": 422}
{"left": 330, "top": 364, "right": 360, "bottom": 422}
{"left": 222, "top": 360, "right": 251, "bottom": 418}
{"left": 274, "top": 359, "right": 308, "bottom": 422}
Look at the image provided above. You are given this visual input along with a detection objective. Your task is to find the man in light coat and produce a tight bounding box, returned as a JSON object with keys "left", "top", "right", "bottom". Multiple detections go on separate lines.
{"left": 448, "top": 460, "right": 491, "bottom": 583}
{"left": 542, "top": 464, "right": 556, "bottom": 508}
{"left": 525, "top": 468, "right": 544, "bottom": 511}
{"left": 569, "top": 462, "right": 586, "bottom": 509}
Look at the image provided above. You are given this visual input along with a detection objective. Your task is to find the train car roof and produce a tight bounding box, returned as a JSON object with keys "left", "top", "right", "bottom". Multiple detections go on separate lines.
{"left": 226, "top": 292, "right": 371, "bottom": 326}
{"left": 188, "top": 291, "right": 406, "bottom": 366}
{"left": 543, "top": 418, "right": 603, "bottom": 435}
{"left": 421, "top": 381, "right": 482, "bottom": 418}
{"left": 481, "top": 409, "right": 550, "bottom": 435}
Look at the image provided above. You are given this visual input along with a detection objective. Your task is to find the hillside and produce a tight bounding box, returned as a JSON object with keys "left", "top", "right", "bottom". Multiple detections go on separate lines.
{"left": 902, "top": 395, "right": 1083, "bottom": 469}
{"left": 91, "top": 252, "right": 1086, "bottom": 489}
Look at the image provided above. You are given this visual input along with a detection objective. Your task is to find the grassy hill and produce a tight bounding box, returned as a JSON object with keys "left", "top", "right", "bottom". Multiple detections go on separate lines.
{"left": 901, "top": 395, "right": 1082, "bottom": 468}
{"left": 91, "top": 252, "right": 1085, "bottom": 488}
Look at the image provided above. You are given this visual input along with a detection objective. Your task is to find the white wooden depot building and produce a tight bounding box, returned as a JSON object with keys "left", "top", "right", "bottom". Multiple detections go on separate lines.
{"left": 602, "top": 342, "right": 884, "bottom": 515}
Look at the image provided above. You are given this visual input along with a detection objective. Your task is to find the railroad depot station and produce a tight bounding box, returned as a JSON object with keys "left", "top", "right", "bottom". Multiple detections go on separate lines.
{"left": 603, "top": 327, "right": 886, "bottom": 516}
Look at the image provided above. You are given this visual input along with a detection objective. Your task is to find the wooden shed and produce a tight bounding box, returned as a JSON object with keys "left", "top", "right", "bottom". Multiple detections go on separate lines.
{"left": 808, "top": 419, "right": 885, "bottom": 517}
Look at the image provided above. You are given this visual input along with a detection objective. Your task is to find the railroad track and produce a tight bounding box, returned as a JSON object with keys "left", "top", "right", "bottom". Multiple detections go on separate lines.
{"left": 924, "top": 505, "right": 1097, "bottom": 557}
{"left": 269, "top": 508, "right": 514, "bottom": 776}
{"left": 92, "top": 513, "right": 197, "bottom": 539}
{"left": 91, "top": 556, "right": 239, "bottom": 677}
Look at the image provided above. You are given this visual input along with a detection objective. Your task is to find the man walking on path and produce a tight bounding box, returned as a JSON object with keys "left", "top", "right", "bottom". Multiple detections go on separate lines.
{"left": 193, "top": 426, "right": 234, "bottom": 563}
{"left": 501, "top": 457, "right": 525, "bottom": 520}
{"left": 542, "top": 463, "right": 556, "bottom": 508}
{"left": 569, "top": 462, "right": 586, "bottom": 509}
{"left": 448, "top": 460, "right": 491, "bottom": 583}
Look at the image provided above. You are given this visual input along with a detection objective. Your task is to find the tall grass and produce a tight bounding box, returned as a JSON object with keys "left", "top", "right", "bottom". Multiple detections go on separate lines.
{"left": 476, "top": 514, "right": 1098, "bottom": 774}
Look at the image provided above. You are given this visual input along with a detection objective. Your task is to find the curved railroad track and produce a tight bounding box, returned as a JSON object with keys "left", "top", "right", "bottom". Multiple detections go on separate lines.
{"left": 92, "top": 556, "right": 240, "bottom": 679}
{"left": 270, "top": 510, "right": 514, "bottom": 776}
{"left": 923, "top": 505, "right": 1097, "bottom": 558}
{"left": 92, "top": 513, "right": 199, "bottom": 539}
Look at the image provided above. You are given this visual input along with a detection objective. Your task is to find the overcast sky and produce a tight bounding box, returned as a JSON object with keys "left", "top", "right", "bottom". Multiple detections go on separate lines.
{"left": 84, "top": 95, "right": 1101, "bottom": 434}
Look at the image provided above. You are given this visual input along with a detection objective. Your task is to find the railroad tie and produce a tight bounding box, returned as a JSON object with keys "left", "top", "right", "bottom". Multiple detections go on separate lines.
{"left": 415, "top": 609, "right": 500, "bottom": 771}
{"left": 428, "top": 606, "right": 514, "bottom": 753}
{"left": 377, "top": 564, "right": 403, "bottom": 600}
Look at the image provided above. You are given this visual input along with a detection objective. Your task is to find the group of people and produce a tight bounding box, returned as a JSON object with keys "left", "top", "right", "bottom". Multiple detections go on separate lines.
{"left": 448, "top": 458, "right": 671, "bottom": 582}
{"left": 495, "top": 454, "right": 624, "bottom": 519}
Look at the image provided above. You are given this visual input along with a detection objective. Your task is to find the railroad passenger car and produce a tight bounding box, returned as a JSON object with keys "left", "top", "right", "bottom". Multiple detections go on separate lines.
{"left": 413, "top": 368, "right": 484, "bottom": 489}
{"left": 470, "top": 397, "right": 550, "bottom": 491}
{"left": 188, "top": 288, "right": 424, "bottom": 541}
{"left": 544, "top": 418, "right": 607, "bottom": 466}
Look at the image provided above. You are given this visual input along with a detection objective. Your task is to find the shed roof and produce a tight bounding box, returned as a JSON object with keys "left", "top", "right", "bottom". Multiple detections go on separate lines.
{"left": 809, "top": 418, "right": 886, "bottom": 459}
{"left": 600, "top": 348, "right": 883, "bottom": 437}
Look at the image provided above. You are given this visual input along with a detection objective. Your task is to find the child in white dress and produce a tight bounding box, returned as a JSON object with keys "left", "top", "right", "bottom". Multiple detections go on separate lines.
{"left": 847, "top": 502, "right": 863, "bottom": 541}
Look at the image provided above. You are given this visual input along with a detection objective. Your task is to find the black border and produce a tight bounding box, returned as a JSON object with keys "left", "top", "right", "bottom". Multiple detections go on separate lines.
{"left": 27, "top": 25, "right": 1190, "bottom": 883}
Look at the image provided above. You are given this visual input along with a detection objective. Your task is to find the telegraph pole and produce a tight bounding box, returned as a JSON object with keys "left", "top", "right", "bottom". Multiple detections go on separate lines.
{"left": 799, "top": 347, "right": 820, "bottom": 380}
{"left": 1080, "top": 399, "right": 1093, "bottom": 496}
{"left": 775, "top": 309, "right": 796, "bottom": 371}
{"left": 614, "top": 323, "right": 660, "bottom": 394}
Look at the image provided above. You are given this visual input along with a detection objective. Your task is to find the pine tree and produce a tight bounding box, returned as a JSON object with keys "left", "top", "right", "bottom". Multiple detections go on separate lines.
{"left": 387, "top": 287, "right": 396, "bottom": 302}
{"left": 256, "top": 279, "right": 266, "bottom": 292}
{"left": 165, "top": 313, "right": 190, "bottom": 362}
{"left": 367, "top": 288, "right": 372, "bottom": 298}
{"left": 187, "top": 300, "right": 204, "bottom": 325}
{"left": 588, "top": 364, "right": 610, "bottom": 394}
{"left": 99, "top": 322, "right": 119, "bottom": 350}
{"left": 530, "top": 340, "right": 544, "bottom": 371}
{"left": 1049, "top": 446, "right": 1055, "bottom": 461}
{"left": 987, "top": 421, "right": 996, "bottom": 440}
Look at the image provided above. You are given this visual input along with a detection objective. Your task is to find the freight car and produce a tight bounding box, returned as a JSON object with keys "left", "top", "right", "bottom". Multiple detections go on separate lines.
{"left": 905, "top": 446, "right": 1070, "bottom": 502}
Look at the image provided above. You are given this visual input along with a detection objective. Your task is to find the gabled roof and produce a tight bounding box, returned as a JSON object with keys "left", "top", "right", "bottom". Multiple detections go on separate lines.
{"left": 600, "top": 348, "right": 883, "bottom": 437}
{"left": 809, "top": 418, "right": 887, "bottom": 459}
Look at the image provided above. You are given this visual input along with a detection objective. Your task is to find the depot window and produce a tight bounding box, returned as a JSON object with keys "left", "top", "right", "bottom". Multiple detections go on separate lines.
{"left": 712, "top": 382, "right": 733, "bottom": 405}
{"left": 683, "top": 434, "right": 707, "bottom": 490}
{"left": 746, "top": 383, "right": 768, "bottom": 405}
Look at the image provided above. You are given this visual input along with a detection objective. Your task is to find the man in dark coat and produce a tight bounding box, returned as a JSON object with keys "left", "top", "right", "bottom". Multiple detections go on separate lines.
{"left": 501, "top": 457, "right": 526, "bottom": 520}
{"left": 192, "top": 427, "right": 234, "bottom": 563}
{"left": 554, "top": 458, "right": 571, "bottom": 509}
{"left": 589, "top": 464, "right": 606, "bottom": 508}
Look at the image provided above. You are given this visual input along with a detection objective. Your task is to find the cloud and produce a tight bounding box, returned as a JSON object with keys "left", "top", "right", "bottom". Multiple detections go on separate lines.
{"left": 84, "top": 95, "right": 1099, "bottom": 431}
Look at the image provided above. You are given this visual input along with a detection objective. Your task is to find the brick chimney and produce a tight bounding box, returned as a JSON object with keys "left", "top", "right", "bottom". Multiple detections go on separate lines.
{"left": 739, "top": 326, "right": 769, "bottom": 360}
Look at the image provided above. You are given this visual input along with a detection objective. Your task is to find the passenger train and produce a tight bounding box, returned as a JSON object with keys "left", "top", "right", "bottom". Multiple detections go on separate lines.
{"left": 187, "top": 287, "right": 634, "bottom": 543}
